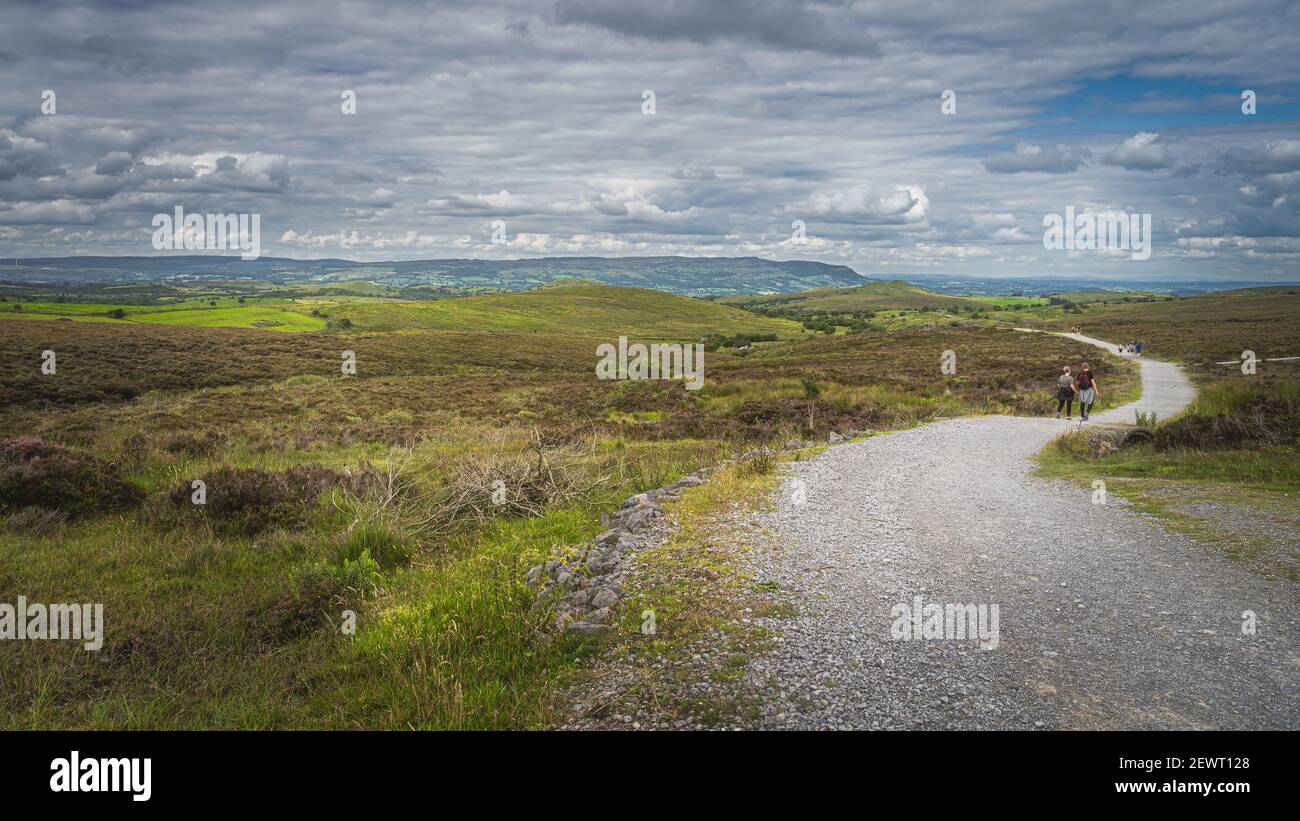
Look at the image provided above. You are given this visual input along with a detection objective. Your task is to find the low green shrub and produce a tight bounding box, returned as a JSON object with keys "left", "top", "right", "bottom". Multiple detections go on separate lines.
{"left": 336, "top": 548, "right": 382, "bottom": 595}
{"left": 335, "top": 521, "right": 412, "bottom": 569}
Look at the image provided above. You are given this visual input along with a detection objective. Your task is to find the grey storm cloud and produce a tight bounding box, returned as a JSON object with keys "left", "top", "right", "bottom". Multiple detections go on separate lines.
{"left": 94, "top": 151, "right": 134, "bottom": 175}
{"left": 0, "top": 0, "right": 1297, "bottom": 279}
{"left": 983, "top": 143, "right": 1092, "bottom": 174}
{"left": 1220, "top": 140, "right": 1300, "bottom": 175}
{"left": 79, "top": 34, "right": 158, "bottom": 76}
{"left": 554, "top": 0, "right": 881, "bottom": 57}
{"left": 0, "top": 200, "right": 97, "bottom": 225}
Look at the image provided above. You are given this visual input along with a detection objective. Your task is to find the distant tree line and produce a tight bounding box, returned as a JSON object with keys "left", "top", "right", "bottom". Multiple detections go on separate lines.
{"left": 702, "top": 331, "right": 779, "bottom": 351}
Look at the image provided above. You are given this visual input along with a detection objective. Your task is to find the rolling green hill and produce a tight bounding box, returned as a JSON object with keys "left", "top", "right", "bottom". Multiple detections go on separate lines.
{"left": 300, "top": 281, "right": 803, "bottom": 339}
{"left": 720, "top": 279, "right": 987, "bottom": 313}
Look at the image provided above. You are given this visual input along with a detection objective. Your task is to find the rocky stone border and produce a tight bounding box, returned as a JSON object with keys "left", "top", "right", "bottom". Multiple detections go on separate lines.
{"left": 527, "top": 469, "right": 714, "bottom": 634}
{"left": 526, "top": 428, "right": 871, "bottom": 635}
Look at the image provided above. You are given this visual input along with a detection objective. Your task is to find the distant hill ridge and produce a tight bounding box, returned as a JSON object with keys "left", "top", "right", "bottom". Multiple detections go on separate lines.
{"left": 2, "top": 255, "right": 869, "bottom": 297}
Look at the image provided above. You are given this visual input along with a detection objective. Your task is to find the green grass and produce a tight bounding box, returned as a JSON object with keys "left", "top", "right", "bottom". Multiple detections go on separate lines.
{"left": 0, "top": 501, "right": 593, "bottom": 729}
{"left": 130, "top": 305, "right": 326, "bottom": 331}
{"left": 967, "top": 295, "right": 1050, "bottom": 307}
{"left": 1039, "top": 440, "right": 1300, "bottom": 489}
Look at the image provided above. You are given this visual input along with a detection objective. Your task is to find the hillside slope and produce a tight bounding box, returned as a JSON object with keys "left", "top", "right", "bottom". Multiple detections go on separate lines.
{"left": 720, "top": 279, "right": 987, "bottom": 312}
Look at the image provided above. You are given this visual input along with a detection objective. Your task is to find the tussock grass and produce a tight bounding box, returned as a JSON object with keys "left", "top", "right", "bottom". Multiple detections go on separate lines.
{"left": 0, "top": 424, "right": 734, "bottom": 729}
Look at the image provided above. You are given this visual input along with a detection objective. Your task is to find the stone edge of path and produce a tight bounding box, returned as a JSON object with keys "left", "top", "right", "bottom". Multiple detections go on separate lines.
{"left": 525, "top": 432, "right": 872, "bottom": 635}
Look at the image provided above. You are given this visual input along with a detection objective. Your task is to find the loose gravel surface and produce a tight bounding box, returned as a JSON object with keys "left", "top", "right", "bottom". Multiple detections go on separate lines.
{"left": 747, "top": 335, "right": 1299, "bottom": 729}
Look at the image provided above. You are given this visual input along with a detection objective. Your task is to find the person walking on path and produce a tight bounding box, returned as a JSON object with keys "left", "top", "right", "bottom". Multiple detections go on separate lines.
{"left": 1075, "top": 362, "right": 1099, "bottom": 420}
{"left": 1055, "top": 366, "right": 1078, "bottom": 419}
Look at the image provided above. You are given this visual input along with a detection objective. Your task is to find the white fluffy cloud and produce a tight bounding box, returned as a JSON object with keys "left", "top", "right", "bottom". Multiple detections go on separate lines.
{"left": 1103, "top": 132, "right": 1173, "bottom": 171}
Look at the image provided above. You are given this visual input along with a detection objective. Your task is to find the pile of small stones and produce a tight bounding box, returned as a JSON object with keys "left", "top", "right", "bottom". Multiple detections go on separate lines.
{"left": 526, "top": 428, "right": 871, "bottom": 636}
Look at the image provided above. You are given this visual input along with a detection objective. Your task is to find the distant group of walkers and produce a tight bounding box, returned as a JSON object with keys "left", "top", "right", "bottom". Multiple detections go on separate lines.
{"left": 1055, "top": 363, "right": 1100, "bottom": 420}
{"left": 1119, "top": 340, "right": 1143, "bottom": 356}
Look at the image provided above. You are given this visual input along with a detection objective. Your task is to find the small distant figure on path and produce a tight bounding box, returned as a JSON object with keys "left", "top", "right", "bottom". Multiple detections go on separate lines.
{"left": 1055, "top": 366, "right": 1078, "bottom": 419}
{"left": 1075, "top": 362, "right": 1099, "bottom": 420}
{"left": 1134, "top": 341, "right": 1143, "bottom": 356}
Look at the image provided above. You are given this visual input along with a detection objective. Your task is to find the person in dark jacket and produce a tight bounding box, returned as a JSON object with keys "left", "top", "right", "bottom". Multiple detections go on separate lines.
{"left": 1055, "top": 366, "right": 1078, "bottom": 419}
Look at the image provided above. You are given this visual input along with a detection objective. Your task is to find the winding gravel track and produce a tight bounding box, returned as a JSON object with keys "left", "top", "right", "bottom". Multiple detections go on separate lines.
{"left": 750, "top": 334, "right": 1298, "bottom": 729}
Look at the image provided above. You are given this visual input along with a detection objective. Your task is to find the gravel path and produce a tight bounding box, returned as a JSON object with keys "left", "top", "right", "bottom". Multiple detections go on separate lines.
{"left": 749, "top": 334, "right": 1298, "bottom": 729}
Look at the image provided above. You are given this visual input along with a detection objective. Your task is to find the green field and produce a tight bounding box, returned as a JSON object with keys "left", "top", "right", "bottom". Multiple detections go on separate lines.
{"left": 967, "top": 295, "right": 1049, "bottom": 308}
{"left": 1, "top": 297, "right": 326, "bottom": 332}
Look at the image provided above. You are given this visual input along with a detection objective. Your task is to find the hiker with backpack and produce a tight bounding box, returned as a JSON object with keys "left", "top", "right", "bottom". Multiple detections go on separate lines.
{"left": 1055, "top": 366, "right": 1078, "bottom": 419}
{"left": 1075, "top": 362, "right": 1099, "bottom": 420}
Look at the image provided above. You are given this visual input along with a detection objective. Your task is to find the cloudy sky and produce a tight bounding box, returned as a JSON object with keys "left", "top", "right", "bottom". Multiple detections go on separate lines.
{"left": 1, "top": 0, "right": 1298, "bottom": 279}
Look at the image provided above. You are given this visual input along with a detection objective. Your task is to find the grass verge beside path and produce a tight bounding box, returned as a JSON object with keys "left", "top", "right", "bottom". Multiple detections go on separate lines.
{"left": 556, "top": 454, "right": 803, "bottom": 729}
